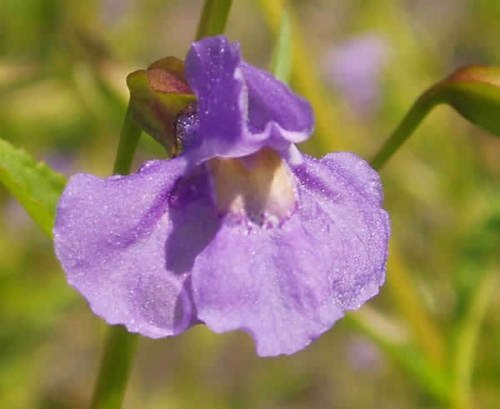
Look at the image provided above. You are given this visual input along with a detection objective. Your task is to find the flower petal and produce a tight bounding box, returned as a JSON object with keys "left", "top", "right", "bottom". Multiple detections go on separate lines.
{"left": 191, "top": 153, "right": 388, "bottom": 356}
{"left": 185, "top": 36, "right": 249, "bottom": 160}
{"left": 191, "top": 218, "right": 344, "bottom": 357}
{"left": 294, "top": 153, "right": 390, "bottom": 310}
{"left": 184, "top": 36, "right": 314, "bottom": 162}
{"left": 241, "top": 62, "right": 314, "bottom": 144}
{"left": 54, "top": 157, "right": 218, "bottom": 337}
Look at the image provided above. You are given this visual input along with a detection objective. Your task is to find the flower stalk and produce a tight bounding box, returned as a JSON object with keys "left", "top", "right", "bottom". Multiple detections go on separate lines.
{"left": 90, "top": 2, "right": 235, "bottom": 407}
{"left": 90, "top": 102, "right": 141, "bottom": 409}
{"left": 195, "top": 0, "right": 233, "bottom": 40}
{"left": 90, "top": 326, "right": 139, "bottom": 409}
{"left": 371, "top": 65, "right": 500, "bottom": 169}
{"left": 113, "top": 103, "right": 142, "bottom": 175}
{"left": 370, "top": 86, "right": 438, "bottom": 170}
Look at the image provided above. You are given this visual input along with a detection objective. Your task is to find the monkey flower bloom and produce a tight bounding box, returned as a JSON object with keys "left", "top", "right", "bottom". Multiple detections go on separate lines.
{"left": 54, "top": 36, "right": 390, "bottom": 357}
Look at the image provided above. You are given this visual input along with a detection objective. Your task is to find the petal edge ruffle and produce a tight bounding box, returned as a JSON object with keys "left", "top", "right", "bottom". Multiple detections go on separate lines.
{"left": 190, "top": 153, "right": 389, "bottom": 356}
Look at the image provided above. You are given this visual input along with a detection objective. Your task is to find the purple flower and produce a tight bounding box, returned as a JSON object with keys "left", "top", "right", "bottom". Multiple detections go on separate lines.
{"left": 325, "top": 35, "right": 389, "bottom": 116}
{"left": 54, "top": 36, "right": 390, "bottom": 357}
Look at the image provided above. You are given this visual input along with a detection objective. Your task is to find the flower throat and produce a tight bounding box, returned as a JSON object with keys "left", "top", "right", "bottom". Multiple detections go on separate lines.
{"left": 208, "top": 149, "right": 297, "bottom": 227}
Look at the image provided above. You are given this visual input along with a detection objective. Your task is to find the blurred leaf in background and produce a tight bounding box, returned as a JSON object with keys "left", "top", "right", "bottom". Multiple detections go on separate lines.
{"left": 0, "top": 1, "right": 499, "bottom": 408}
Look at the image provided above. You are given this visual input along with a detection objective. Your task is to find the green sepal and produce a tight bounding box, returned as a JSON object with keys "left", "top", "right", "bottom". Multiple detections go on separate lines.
{"left": 437, "top": 65, "right": 500, "bottom": 136}
{"left": 126, "top": 57, "right": 196, "bottom": 155}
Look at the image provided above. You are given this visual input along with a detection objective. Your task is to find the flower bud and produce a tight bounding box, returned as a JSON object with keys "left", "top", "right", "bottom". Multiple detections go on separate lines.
{"left": 127, "top": 57, "right": 196, "bottom": 155}
{"left": 437, "top": 65, "right": 500, "bottom": 136}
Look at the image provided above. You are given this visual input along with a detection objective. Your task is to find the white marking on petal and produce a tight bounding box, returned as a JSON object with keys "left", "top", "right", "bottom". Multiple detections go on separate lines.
{"left": 208, "top": 149, "right": 296, "bottom": 226}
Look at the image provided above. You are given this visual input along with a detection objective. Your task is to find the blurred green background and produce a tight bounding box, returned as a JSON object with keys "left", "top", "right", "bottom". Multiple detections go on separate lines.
{"left": 0, "top": 0, "right": 499, "bottom": 408}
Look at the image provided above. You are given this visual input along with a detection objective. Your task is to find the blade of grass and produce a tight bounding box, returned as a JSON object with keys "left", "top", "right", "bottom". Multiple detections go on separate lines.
{"left": 257, "top": 0, "right": 344, "bottom": 152}
{"left": 449, "top": 269, "right": 497, "bottom": 409}
{"left": 270, "top": 11, "right": 292, "bottom": 84}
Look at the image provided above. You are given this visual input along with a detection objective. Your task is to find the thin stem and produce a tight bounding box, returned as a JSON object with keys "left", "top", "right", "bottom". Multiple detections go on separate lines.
{"left": 113, "top": 103, "right": 142, "bottom": 175}
{"left": 370, "top": 88, "right": 449, "bottom": 373}
{"left": 91, "top": 327, "right": 139, "bottom": 409}
{"left": 90, "top": 1, "right": 235, "bottom": 405}
{"left": 449, "top": 270, "right": 497, "bottom": 409}
{"left": 195, "top": 0, "right": 233, "bottom": 40}
{"left": 90, "top": 101, "right": 142, "bottom": 409}
{"left": 371, "top": 86, "right": 440, "bottom": 170}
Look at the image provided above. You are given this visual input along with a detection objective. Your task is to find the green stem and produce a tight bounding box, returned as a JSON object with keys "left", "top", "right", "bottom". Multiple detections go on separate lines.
{"left": 91, "top": 327, "right": 139, "bottom": 409}
{"left": 90, "top": 0, "right": 235, "bottom": 405}
{"left": 371, "top": 86, "right": 441, "bottom": 170}
{"left": 113, "top": 103, "right": 142, "bottom": 175}
{"left": 195, "top": 0, "right": 233, "bottom": 40}
{"left": 90, "top": 102, "right": 142, "bottom": 409}
{"left": 449, "top": 270, "right": 497, "bottom": 409}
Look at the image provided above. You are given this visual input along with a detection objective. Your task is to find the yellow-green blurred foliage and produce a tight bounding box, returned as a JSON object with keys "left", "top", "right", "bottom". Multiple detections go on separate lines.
{"left": 0, "top": 1, "right": 499, "bottom": 408}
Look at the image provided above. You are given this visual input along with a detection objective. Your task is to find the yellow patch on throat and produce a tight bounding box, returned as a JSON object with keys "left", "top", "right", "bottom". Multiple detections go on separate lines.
{"left": 208, "top": 149, "right": 297, "bottom": 226}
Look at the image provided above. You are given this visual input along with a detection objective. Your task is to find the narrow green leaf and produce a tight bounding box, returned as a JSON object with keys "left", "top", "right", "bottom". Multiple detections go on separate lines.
{"left": 450, "top": 269, "right": 497, "bottom": 409}
{"left": 257, "top": 0, "right": 345, "bottom": 150}
{"left": 270, "top": 11, "right": 292, "bottom": 84}
{"left": 0, "top": 138, "right": 66, "bottom": 236}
